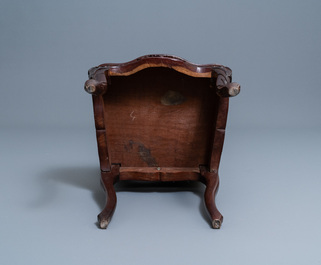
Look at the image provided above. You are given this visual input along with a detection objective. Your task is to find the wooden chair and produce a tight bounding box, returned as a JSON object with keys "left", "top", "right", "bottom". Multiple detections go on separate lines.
{"left": 84, "top": 55, "right": 240, "bottom": 229}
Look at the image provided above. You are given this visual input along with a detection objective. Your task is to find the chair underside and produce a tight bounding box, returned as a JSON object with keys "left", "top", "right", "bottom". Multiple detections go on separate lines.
{"left": 84, "top": 55, "right": 240, "bottom": 229}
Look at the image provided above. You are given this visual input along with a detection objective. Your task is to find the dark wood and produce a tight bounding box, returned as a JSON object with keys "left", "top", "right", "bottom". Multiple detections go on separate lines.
{"left": 85, "top": 54, "right": 240, "bottom": 229}
{"left": 200, "top": 166, "right": 223, "bottom": 228}
{"left": 97, "top": 165, "right": 120, "bottom": 228}
{"left": 92, "top": 95, "right": 111, "bottom": 171}
{"left": 119, "top": 167, "right": 201, "bottom": 181}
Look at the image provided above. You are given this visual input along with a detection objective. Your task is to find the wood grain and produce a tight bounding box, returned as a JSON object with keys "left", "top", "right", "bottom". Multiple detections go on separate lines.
{"left": 86, "top": 55, "right": 240, "bottom": 97}
{"left": 85, "top": 54, "right": 240, "bottom": 229}
{"left": 104, "top": 68, "right": 215, "bottom": 168}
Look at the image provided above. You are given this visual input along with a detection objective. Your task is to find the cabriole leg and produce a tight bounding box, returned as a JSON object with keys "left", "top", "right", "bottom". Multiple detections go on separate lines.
{"left": 97, "top": 165, "right": 119, "bottom": 229}
{"left": 202, "top": 170, "right": 223, "bottom": 229}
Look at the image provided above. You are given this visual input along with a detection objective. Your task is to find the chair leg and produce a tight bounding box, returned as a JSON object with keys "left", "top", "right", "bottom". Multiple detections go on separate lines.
{"left": 203, "top": 171, "right": 223, "bottom": 229}
{"left": 97, "top": 165, "right": 119, "bottom": 229}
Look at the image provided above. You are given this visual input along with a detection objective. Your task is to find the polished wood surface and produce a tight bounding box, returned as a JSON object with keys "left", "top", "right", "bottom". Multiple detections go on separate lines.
{"left": 85, "top": 54, "right": 240, "bottom": 229}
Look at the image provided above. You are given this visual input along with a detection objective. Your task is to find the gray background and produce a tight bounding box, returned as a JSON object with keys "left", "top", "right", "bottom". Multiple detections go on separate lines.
{"left": 1, "top": 0, "right": 321, "bottom": 264}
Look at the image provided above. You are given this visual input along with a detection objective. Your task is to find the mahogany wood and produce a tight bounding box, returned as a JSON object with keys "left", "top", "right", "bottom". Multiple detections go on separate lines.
{"left": 97, "top": 165, "right": 119, "bottom": 229}
{"left": 85, "top": 55, "right": 240, "bottom": 229}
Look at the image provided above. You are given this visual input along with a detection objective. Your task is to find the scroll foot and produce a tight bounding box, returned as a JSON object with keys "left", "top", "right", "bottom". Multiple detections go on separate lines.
{"left": 212, "top": 218, "right": 222, "bottom": 229}
{"left": 98, "top": 214, "right": 111, "bottom": 229}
